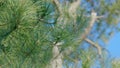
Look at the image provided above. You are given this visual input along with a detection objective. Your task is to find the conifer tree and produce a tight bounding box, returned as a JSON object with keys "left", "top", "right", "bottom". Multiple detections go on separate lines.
{"left": 0, "top": 0, "right": 120, "bottom": 68}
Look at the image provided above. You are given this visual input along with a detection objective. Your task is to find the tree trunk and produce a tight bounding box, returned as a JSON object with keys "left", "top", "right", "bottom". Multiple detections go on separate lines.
{"left": 48, "top": 42, "right": 63, "bottom": 68}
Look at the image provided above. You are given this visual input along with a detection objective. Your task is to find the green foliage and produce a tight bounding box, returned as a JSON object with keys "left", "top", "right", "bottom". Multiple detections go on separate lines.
{"left": 112, "top": 58, "right": 120, "bottom": 68}
{"left": 0, "top": 0, "right": 120, "bottom": 68}
{"left": 0, "top": 0, "right": 52, "bottom": 67}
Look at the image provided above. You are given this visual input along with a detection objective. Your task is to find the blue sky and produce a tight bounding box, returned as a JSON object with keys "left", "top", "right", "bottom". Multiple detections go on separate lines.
{"left": 107, "top": 32, "right": 120, "bottom": 58}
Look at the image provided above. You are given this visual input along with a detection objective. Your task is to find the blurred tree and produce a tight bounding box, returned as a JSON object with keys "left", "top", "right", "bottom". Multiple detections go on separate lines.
{"left": 0, "top": 0, "right": 120, "bottom": 68}
{"left": 112, "top": 58, "right": 120, "bottom": 68}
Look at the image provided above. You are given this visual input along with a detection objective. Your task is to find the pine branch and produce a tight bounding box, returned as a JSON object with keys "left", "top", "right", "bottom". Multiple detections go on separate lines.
{"left": 81, "top": 11, "right": 98, "bottom": 39}
{"left": 76, "top": 11, "right": 104, "bottom": 56}
{"left": 0, "top": 24, "right": 7, "bottom": 26}
{"left": 39, "top": 19, "right": 51, "bottom": 24}
{"left": 79, "top": 11, "right": 104, "bottom": 42}
{"left": 50, "top": 42, "right": 63, "bottom": 68}
{"left": 69, "top": 0, "right": 81, "bottom": 16}
{"left": 85, "top": 38, "right": 102, "bottom": 56}
{"left": 52, "top": 0, "right": 62, "bottom": 14}
{"left": 68, "top": 0, "right": 81, "bottom": 32}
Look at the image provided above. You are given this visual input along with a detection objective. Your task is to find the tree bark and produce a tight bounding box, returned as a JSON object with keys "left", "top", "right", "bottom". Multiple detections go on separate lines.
{"left": 49, "top": 42, "right": 63, "bottom": 68}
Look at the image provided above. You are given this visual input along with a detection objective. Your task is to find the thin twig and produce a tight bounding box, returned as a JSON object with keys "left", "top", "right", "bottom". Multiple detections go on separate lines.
{"left": 85, "top": 38, "right": 102, "bottom": 56}
{"left": 0, "top": 24, "right": 7, "bottom": 26}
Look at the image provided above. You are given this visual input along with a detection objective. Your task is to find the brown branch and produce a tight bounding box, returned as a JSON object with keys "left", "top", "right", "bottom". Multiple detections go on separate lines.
{"left": 52, "top": 0, "right": 62, "bottom": 14}
{"left": 68, "top": 0, "right": 81, "bottom": 32}
{"left": 69, "top": 0, "right": 81, "bottom": 16}
{"left": 50, "top": 42, "right": 63, "bottom": 68}
{"left": 85, "top": 38, "right": 102, "bottom": 56}
{"left": 76, "top": 11, "right": 103, "bottom": 56}
{"left": 81, "top": 11, "right": 97, "bottom": 39}
{"left": 77, "top": 11, "right": 104, "bottom": 43}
